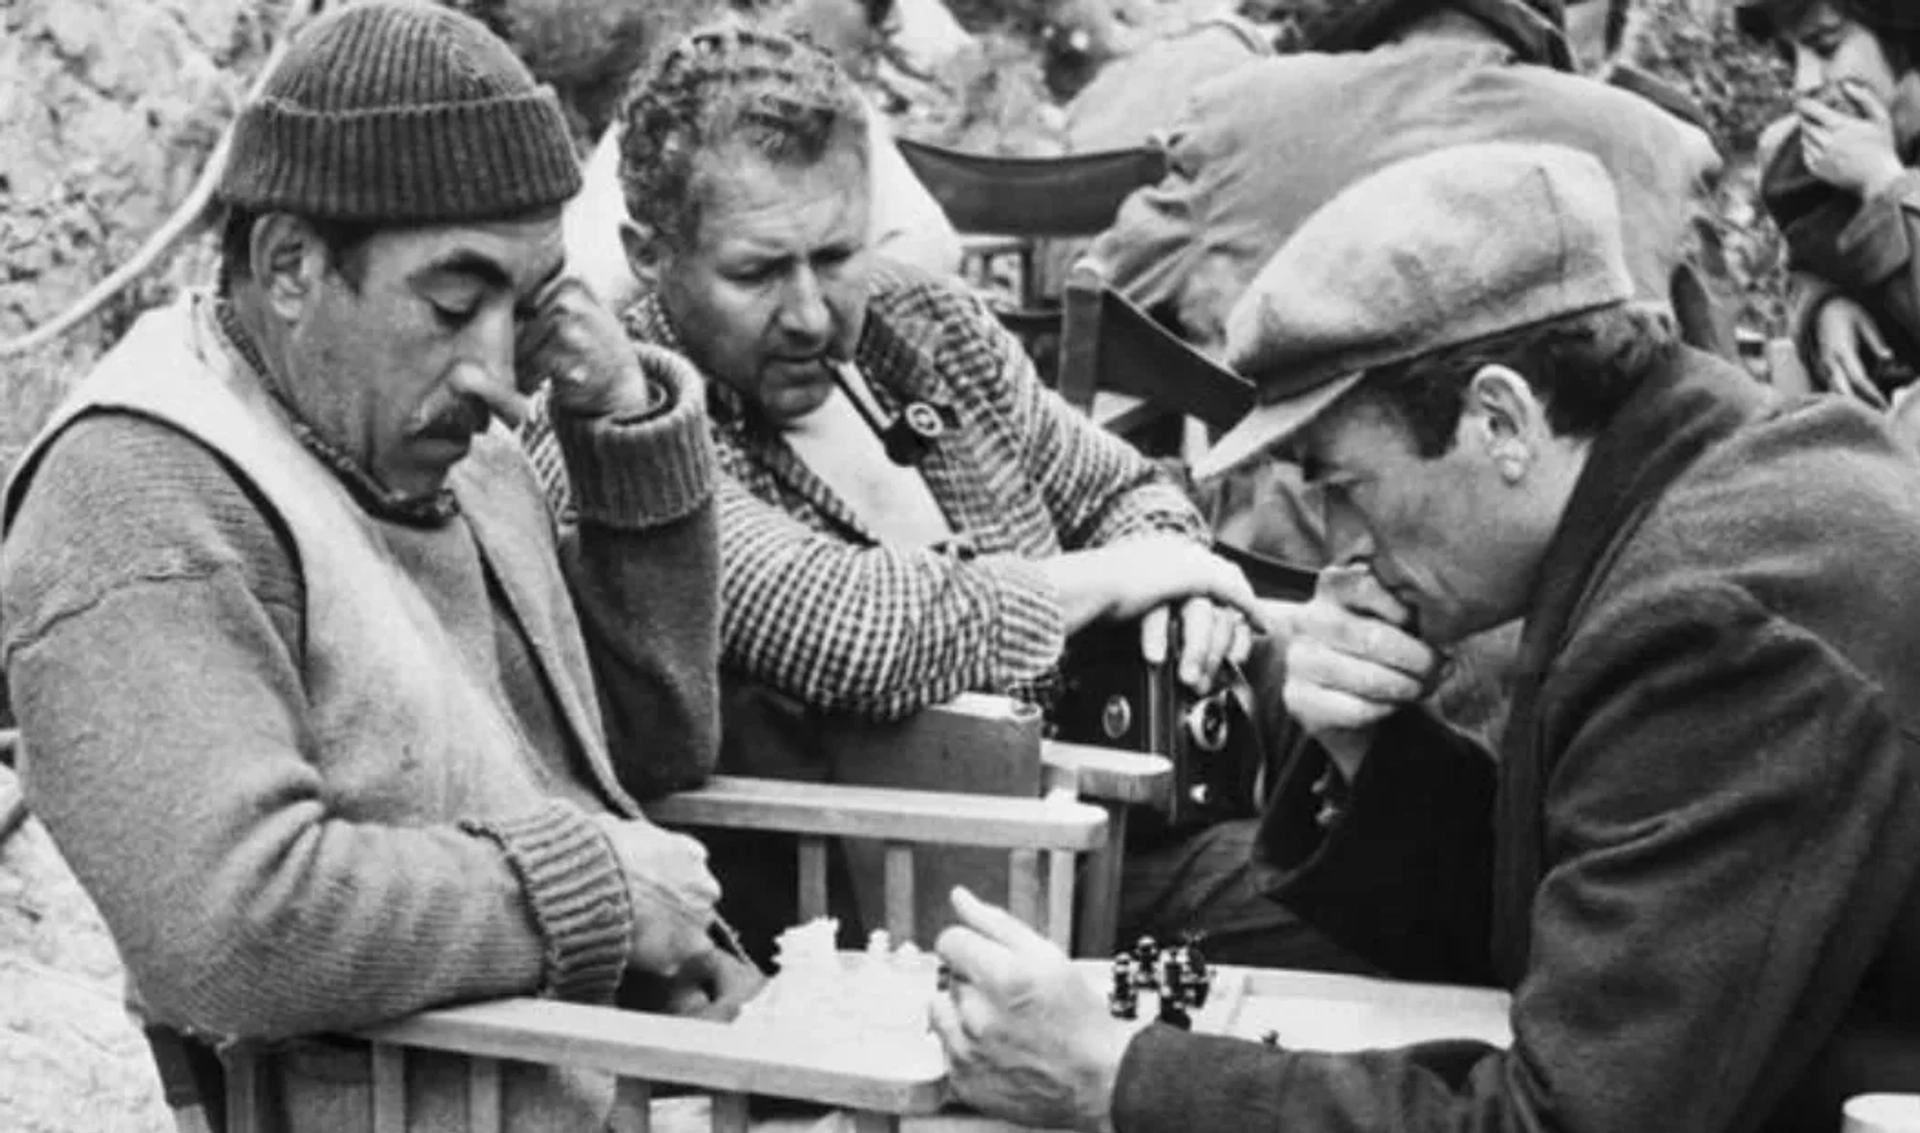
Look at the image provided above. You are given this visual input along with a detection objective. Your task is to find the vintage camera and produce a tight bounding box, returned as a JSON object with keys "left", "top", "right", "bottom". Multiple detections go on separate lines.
{"left": 1050, "top": 615, "right": 1262, "bottom": 829}
{"left": 1048, "top": 543, "right": 1317, "bottom": 830}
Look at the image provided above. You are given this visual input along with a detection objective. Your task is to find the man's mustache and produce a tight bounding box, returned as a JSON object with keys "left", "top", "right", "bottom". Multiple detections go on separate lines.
{"left": 414, "top": 399, "right": 491, "bottom": 442}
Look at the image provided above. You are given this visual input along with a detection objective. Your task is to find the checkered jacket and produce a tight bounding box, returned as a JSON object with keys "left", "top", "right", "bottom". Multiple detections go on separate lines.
{"left": 526, "top": 262, "right": 1206, "bottom": 720}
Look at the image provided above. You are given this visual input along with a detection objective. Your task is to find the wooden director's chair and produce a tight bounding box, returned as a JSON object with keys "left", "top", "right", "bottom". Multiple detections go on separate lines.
{"left": 894, "top": 138, "right": 1167, "bottom": 376}
{"left": 833, "top": 691, "right": 1173, "bottom": 960}
{"left": 1056, "top": 263, "right": 1256, "bottom": 453}
{"left": 715, "top": 687, "right": 1169, "bottom": 964}
{"left": 111, "top": 769, "right": 1109, "bottom": 1133}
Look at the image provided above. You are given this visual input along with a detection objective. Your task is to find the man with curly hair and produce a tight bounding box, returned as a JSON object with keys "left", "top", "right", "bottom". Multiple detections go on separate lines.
{"left": 527, "top": 23, "right": 1360, "bottom": 971}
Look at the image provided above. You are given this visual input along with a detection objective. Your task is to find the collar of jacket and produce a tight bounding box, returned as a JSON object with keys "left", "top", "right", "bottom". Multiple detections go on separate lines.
{"left": 1489, "top": 346, "right": 1771, "bottom": 978}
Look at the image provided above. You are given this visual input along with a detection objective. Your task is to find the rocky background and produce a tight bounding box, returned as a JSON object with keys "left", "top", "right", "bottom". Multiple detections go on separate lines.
{"left": 0, "top": 0, "right": 1789, "bottom": 1128}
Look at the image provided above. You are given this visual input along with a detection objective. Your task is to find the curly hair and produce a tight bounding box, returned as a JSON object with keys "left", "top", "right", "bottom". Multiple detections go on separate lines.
{"left": 616, "top": 22, "right": 870, "bottom": 249}
{"left": 1345, "top": 303, "right": 1678, "bottom": 459}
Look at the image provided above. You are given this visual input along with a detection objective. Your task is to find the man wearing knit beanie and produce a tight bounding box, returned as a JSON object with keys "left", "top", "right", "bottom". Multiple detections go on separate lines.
{"left": 933, "top": 142, "right": 1920, "bottom": 1132}
{"left": 1, "top": 3, "right": 761, "bottom": 1131}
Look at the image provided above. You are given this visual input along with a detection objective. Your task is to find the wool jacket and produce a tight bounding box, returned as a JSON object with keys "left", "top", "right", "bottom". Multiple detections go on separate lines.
{"left": 0, "top": 293, "right": 722, "bottom": 1133}
{"left": 526, "top": 262, "right": 1209, "bottom": 722}
{"left": 1112, "top": 349, "right": 1920, "bottom": 1133}
{"left": 1086, "top": 33, "right": 1728, "bottom": 356}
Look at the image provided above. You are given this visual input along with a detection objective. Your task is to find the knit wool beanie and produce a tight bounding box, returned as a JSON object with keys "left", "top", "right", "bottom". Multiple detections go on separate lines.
{"left": 217, "top": 0, "right": 583, "bottom": 224}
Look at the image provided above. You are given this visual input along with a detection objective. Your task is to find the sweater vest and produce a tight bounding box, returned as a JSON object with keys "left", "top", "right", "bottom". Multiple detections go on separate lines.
{"left": 2, "top": 292, "right": 638, "bottom": 827}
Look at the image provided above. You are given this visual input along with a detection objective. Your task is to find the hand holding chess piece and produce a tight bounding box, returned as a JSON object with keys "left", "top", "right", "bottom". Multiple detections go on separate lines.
{"left": 932, "top": 888, "right": 1139, "bottom": 1133}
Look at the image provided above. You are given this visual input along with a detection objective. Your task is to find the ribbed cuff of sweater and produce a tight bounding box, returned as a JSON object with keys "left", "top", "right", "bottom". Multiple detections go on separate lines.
{"left": 980, "top": 553, "right": 1069, "bottom": 690}
{"left": 551, "top": 344, "right": 715, "bottom": 531}
{"left": 461, "top": 801, "right": 632, "bottom": 1004}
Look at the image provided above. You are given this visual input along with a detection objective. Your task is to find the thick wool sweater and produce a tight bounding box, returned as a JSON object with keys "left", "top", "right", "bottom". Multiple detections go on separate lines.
{"left": 0, "top": 293, "right": 722, "bottom": 1132}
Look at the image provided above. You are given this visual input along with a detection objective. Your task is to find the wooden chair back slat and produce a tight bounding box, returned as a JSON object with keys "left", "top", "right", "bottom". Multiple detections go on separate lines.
{"left": 467, "top": 1057, "right": 502, "bottom": 1133}
{"left": 1007, "top": 848, "right": 1042, "bottom": 932}
{"left": 711, "top": 1091, "right": 750, "bottom": 1133}
{"left": 225, "top": 1047, "right": 265, "bottom": 1133}
{"left": 1075, "top": 803, "right": 1127, "bottom": 958}
{"left": 372, "top": 1044, "right": 406, "bottom": 1133}
{"left": 610, "top": 1078, "right": 652, "bottom": 1133}
{"left": 883, "top": 844, "right": 915, "bottom": 940}
{"left": 1047, "top": 850, "right": 1077, "bottom": 952}
{"left": 798, "top": 836, "right": 831, "bottom": 922}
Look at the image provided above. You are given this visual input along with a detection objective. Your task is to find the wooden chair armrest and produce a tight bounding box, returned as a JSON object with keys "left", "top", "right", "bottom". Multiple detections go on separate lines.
{"left": 354, "top": 998, "right": 948, "bottom": 1114}
{"left": 1041, "top": 740, "right": 1171, "bottom": 808}
{"left": 646, "top": 775, "right": 1108, "bottom": 853}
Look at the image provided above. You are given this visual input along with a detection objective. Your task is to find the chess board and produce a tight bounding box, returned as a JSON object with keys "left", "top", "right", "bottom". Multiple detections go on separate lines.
{"left": 702, "top": 927, "right": 1509, "bottom": 1128}
{"left": 1194, "top": 967, "right": 1512, "bottom": 1051}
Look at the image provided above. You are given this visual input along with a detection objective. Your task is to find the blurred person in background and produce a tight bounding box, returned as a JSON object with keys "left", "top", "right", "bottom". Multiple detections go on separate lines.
{"left": 1742, "top": 0, "right": 1920, "bottom": 433}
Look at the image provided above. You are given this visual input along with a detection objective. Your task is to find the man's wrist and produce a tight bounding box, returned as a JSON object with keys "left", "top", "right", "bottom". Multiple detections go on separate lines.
{"left": 1038, "top": 551, "right": 1115, "bottom": 633}
{"left": 551, "top": 355, "right": 664, "bottom": 423}
{"left": 1081, "top": 1016, "right": 1145, "bottom": 1133}
{"left": 1860, "top": 157, "right": 1909, "bottom": 201}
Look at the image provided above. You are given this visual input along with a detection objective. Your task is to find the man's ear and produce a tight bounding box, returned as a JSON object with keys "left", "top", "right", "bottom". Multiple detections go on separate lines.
{"left": 620, "top": 218, "right": 668, "bottom": 292}
{"left": 1464, "top": 364, "right": 1547, "bottom": 482}
{"left": 252, "top": 213, "right": 327, "bottom": 323}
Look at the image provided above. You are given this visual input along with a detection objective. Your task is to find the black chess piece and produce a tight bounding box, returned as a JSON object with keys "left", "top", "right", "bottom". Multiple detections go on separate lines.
{"left": 1108, "top": 952, "right": 1140, "bottom": 1020}
{"left": 1150, "top": 948, "right": 1185, "bottom": 1029}
{"left": 1172, "top": 937, "right": 1212, "bottom": 1011}
{"left": 1155, "top": 974, "right": 1194, "bottom": 1030}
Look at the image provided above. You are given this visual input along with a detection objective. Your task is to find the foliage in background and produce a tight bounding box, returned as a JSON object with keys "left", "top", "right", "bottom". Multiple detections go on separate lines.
{"left": 1625, "top": 0, "right": 1792, "bottom": 340}
{"left": 1627, "top": 0, "right": 1789, "bottom": 155}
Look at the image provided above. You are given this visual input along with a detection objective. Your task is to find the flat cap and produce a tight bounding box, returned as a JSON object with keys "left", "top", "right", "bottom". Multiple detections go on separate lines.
{"left": 1194, "top": 141, "right": 1637, "bottom": 480}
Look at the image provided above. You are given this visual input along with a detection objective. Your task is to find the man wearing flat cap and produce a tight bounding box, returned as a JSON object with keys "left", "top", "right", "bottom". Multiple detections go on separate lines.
{"left": 930, "top": 141, "right": 1920, "bottom": 1133}
{"left": 1, "top": 4, "right": 759, "bottom": 1131}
